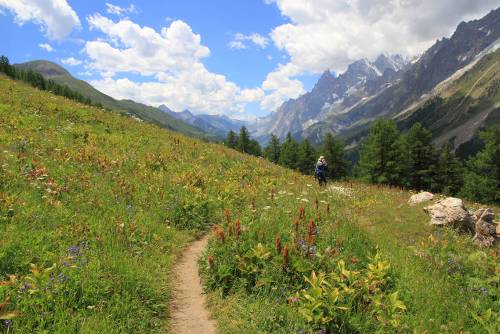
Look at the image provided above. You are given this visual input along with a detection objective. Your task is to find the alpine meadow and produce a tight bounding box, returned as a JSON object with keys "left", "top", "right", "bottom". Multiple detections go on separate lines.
{"left": 1, "top": 1, "right": 499, "bottom": 334}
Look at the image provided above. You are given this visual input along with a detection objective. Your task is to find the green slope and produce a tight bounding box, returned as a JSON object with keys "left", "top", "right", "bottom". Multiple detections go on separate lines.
{"left": 397, "top": 48, "right": 500, "bottom": 155}
{"left": 14, "top": 60, "right": 216, "bottom": 140}
{"left": 1, "top": 74, "right": 498, "bottom": 333}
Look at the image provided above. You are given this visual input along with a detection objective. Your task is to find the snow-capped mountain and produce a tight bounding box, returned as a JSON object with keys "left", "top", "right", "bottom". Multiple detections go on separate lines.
{"left": 252, "top": 54, "right": 408, "bottom": 141}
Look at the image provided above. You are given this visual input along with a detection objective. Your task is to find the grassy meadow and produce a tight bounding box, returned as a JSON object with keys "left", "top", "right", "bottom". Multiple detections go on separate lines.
{"left": 0, "top": 74, "right": 498, "bottom": 333}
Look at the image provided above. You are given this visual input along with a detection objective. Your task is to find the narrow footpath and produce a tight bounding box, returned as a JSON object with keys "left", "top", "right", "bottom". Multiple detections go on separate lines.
{"left": 169, "top": 235, "right": 217, "bottom": 334}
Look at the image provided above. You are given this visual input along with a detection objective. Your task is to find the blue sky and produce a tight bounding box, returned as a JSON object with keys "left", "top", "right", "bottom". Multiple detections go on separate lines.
{"left": 1, "top": 0, "right": 498, "bottom": 119}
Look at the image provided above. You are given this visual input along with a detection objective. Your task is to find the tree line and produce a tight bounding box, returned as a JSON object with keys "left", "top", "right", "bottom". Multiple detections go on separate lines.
{"left": 225, "top": 127, "right": 349, "bottom": 180}
{"left": 356, "top": 119, "right": 499, "bottom": 203}
{"left": 0, "top": 55, "right": 98, "bottom": 108}
{"left": 225, "top": 120, "right": 499, "bottom": 204}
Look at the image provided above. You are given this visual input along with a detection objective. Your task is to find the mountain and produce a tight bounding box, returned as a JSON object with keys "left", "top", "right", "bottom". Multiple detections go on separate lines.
{"left": 299, "top": 7, "right": 500, "bottom": 150}
{"left": 158, "top": 105, "right": 247, "bottom": 137}
{"left": 14, "top": 60, "right": 215, "bottom": 140}
{"left": 252, "top": 54, "right": 408, "bottom": 141}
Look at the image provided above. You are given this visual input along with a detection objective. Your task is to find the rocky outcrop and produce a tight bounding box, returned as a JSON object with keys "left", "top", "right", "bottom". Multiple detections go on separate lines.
{"left": 424, "top": 197, "right": 471, "bottom": 229}
{"left": 472, "top": 208, "right": 497, "bottom": 247}
{"left": 408, "top": 192, "right": 434, "bottom": 206}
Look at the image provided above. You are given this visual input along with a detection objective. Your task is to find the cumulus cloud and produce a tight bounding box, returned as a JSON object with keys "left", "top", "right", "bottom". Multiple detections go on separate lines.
{"left": 61, "top": 57, "right": 82, "bottom": 66}
{"left": 84, "top": 15, "right": 263, "bottom": 115}
{"left": 0, "top": 0, "right": 80, "bottom": 40}
{"left": 105, "top": 3, "right": 138, "bottom": 16}
{"left": 229, "top": 33, "right": 269, "bottom": 49}
{"left": 38, "top": 43, "right": 54, "bottom": 52}
{"left": 259, "top": 0, "right": 500, "bottom": 111}
{"left": 260, "top": 62, "right": 304, "bottom": 111}
{"left": 267, "top": 0, "right": 500, "bottom": 73}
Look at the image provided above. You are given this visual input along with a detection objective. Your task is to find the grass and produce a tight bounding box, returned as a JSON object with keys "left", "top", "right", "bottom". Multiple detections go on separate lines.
{"left": 0, "top": 74, "right": 498, "bottom": 333}
{"left": 202, "top": 183, "right": 499, "bottom": 333}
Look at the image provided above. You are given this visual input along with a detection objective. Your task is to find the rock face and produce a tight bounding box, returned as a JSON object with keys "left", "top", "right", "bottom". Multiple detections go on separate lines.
{"left": 408, "top": 192, "right": 434, "bottom": 206}
{"left": 472, "top": 208, "right": 497, "bottom": 247}
{"left": 424, "top": 197, "right": 471, "bottom": 228}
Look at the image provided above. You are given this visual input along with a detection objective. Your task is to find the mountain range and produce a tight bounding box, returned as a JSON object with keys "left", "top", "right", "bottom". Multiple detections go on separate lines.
{"left": 14, "top": 6, "right": 500, "bottom": 156}
{"left": 158, "top": 105, "right": 247, "bottom": 137}
{"left": 253, "top": 7, "right": 500, "bottom": 157}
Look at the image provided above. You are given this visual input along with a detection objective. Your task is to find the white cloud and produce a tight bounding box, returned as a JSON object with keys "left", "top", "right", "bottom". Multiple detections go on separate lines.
{"left": 261, "top": 62, "right": 304, "bottom": 111}
{"left": 267, "top": 0, "right": 500, "bottom": 73}
{"left": 61, "top": 57, "right": 82, "bottom": 66}
{"left": 84, "top": 15, "right": 263, "bottom": 115}
{"left": 85, "top": 14, "right": 210, "bottom": 76}
{"left": 105, "top": 3, "right": 138, "bottom": 16}
{"left": 38, "top": 43, "right": 54, "bottom": 52}
{"left": 229, "top": 33, "right": 269, "bottom": 50}
{"left": 78, "top": 71, "right": 93, "bottom": 76}
{"left": 258, "top": 0, "right": 500, "bottom": 111}
{"left": 0, "top": 0, "right": 80, "bottom": 40}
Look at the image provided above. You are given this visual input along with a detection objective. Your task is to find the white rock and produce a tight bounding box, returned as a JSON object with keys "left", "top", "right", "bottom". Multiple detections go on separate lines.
{"left": 424, "top": 197, "right": 471, "bottom": 227}
{"left": 408, "top": 192, "right": 434, "bottom": 206}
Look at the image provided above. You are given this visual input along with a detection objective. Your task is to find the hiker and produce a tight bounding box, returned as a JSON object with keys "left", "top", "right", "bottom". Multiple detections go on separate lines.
{"left": 315, "top": 156, "right": 328, "bottom": 186}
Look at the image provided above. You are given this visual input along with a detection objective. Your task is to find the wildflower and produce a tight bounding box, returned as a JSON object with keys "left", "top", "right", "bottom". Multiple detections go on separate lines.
{"left": 287, "top": 295, "right": 298, "bottom": 303}
{"left": 235, "top": 220, "right": 241, "bottom": 240}
{"left": 283, "top": 246, "right": 289, "bottom": 268}
{"left": 207, "top": 256, "right": 214, "bottom": 268}
{"left": 67, "top": 245, "right": 80, "bottom": 257}
{"left": 20, "top": 283, "right": 31, "bottom": 292}
{"left": 294, "top": 219, "right": 299, "bottom": 234}
{"left": 228, "top": 222, "right": 233, "bottom": 236}
{"left": 275, "top": 235, "right": 282, "bottom": 255}
{"left": 307, "top": 219, "right": 315, "bottom": 246}
{"left": 224, "top": 208, "right": 230, "bottom": 226}
{"left": 480, "top": 287, "right": 488, "bottom": 295}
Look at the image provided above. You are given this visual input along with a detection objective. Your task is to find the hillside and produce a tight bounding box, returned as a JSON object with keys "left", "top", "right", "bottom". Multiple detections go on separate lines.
{"left": 0, "top": 74, "right": 498, "bottom": 333}
{"left": 14, "top": 60, "right": 215, "bottom": 140}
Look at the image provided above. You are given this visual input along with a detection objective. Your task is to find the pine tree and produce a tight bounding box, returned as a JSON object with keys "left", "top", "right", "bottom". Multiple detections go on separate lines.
{"left": 263, "top": 134, "right": 281, "bottom": 163}
{"left": 358, "top": 119, "right": 405, "bottom": 186}
{"left": 460, "top": 125, "right": 500, "bottom": 204}
{"left": 297, "top": 139, "right": 316, "bottom": 174}
{"left": 437, "top": 144, "right": 463, "bottom": 195}
{"left": 279, "top": 133, "right": 299, "bottom": 170}
{"left": 237, "top": 126, "right": 251, "bottom": 153}
{"left": 321, "top": 133, "right": 348, "bottom": 180}
{"left": 404, "top": 123, "right": 437, "bottom": 191}
{"left": 225, "top": 130, "right": 238, "bottom": 149}
{"left": 248, "top": 139, "right": 262, "bottom": 157}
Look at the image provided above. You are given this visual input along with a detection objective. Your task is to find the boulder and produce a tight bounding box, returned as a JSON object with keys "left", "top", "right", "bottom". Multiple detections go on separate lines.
{"left": 408, "top": 192, "right": 434, "bottom": 206}
{"left": 471, "top": 208, "right": 497, "bottom": 247}
{"left": 424, "top": 197, "right": 471, "bottom": 228}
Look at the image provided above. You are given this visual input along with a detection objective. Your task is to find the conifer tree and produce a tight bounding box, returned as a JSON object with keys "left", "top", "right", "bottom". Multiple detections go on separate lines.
{"left": 225, "top": 130, "right": 238, "bottom": 149}
{"left": 358, "top": 119, "right": 405, "bottom": 185}
{"left": 263, "top": 134, "right": 281, "bottom": 163}
{"left": 437, "top": 144, "right": 463, "bottom": 195}
{"left": 461, "top": 125, "right": 500, "bottom": 203}
{"left": 248, "top": 139, "right": 262, "bottom": 157}
{"left": 297, "top": 139, "right": 316, "bottom": 174}
{"left": 237, "top": 126, "right": 251, "bottom": 153}
{"left": 279, "top": 133, "right": 299, "bottom": 170}
{"left": 404, "top": 123, "right": 437, "bottom": 190}
{"left": 321, "top": 133, "right": 348, "bottom": 180}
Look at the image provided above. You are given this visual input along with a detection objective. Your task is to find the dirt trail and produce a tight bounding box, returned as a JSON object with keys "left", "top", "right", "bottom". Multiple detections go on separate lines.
{"left": 169, "top": 235, "right": 217, "bottom": 334}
